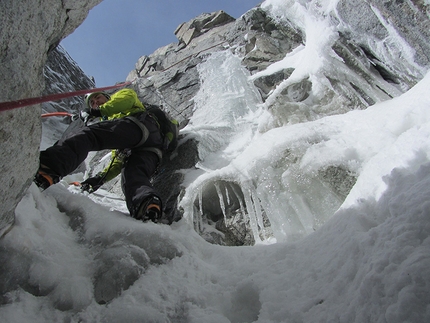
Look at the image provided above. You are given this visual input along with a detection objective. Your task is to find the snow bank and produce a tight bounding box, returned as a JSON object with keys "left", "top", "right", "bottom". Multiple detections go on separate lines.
{"left": 1, "top": 154, "right": 429, "bottom": 322}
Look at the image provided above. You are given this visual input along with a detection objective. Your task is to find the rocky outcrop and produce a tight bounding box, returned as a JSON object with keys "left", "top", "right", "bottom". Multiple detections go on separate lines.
{"left": 42, "top": 45, "right": 95, "bottom": 148}
{"left": 337, "top": 0, "right": 430, "bottom": 68}
{"left": 0, "top": 0, "right": 101, "bottom": 236}
{"left": 43, "top": 45, "right": 96, "bottom": 115}
{"left": 175, "top": 10, "right": 236, "bottom": 46}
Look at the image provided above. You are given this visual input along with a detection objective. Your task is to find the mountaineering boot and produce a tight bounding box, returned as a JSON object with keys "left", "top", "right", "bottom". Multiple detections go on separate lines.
{"left": 136, "top": 196, "right": 162, "bottom": 223}
{"left": 33, "top": 165, "right": 60, "bottom": 190}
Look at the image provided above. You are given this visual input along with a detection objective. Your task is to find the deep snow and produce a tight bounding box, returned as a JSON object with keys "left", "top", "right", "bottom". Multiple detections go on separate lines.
{"left": 1, "top": 0, "right": 430, "bottom": 322}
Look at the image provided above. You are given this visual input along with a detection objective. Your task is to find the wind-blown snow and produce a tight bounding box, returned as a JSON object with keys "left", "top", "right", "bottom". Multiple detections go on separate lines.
{"left": 1, "top": 0, "right": 430, "bottom": 322}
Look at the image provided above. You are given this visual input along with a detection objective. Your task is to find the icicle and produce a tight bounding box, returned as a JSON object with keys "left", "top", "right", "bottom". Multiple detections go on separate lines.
{"left": 195, "top": 187, "right": 204, "bottom": 233}
{"left": 214, "top": 182, "right": 227, "bottom": 222}
{"left": 250, "top": 190, "right": 267, "bottom": 241}
{"left": 291, "top": 194, "right": 315, "bottom": 235}
{"left": 265, "top": 196, "right": 291, "bottom": 242}
{"left": 225, "top": 184, "right": 231, "bottom": 206}
{"left": 242, "top": 185, "right": 262, "bottom": 244}
{"left": 231, "top": 183, "right": 247, "bottom": 223}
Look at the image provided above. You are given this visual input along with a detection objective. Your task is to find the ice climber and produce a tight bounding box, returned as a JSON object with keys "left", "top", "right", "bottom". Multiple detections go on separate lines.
{"left": 34, "top": 88, "right": 165, "bottom": 223}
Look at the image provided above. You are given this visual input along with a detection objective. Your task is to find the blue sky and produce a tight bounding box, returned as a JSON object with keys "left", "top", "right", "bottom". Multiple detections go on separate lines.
{"left": 61, "top": 0, "right": 261, "bottom": 87}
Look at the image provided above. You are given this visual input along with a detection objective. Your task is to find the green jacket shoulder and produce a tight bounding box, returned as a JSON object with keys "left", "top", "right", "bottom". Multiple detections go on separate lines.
{"left": 99, "top": 89, "right": 145, "bottom": 120}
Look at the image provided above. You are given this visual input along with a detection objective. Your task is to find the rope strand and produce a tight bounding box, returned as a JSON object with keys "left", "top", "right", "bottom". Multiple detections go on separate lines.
{"left": 0, "top": 80, "right": 134, "bottom": 112}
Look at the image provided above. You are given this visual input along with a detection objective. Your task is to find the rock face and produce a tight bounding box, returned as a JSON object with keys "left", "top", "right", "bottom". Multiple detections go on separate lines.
{"left": 337, "top": 0, "right": 430, "bottom": 67}
{"left": 0, "top": 0, "right": 102, "bottom": 236}
{"left": 42, "top": 45, "right": 96, "bottom": 148}
{"left": 122, "top": 3, "right": 429, "bottom": 244}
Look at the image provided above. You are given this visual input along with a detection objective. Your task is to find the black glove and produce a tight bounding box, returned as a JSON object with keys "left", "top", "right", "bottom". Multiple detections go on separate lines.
{"left": 88, "top": 107, "right": 102, "bottom": 117}
{"left": 81, "top": 174, "right": 105, "bottom": 193}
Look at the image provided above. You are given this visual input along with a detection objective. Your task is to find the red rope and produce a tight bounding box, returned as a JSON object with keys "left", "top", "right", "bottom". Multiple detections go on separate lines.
{"left": 0, "top": 81, "right": 132, "bottom": 113}
{"left": 41, "top": 112, "right": 72, "bottom": 118}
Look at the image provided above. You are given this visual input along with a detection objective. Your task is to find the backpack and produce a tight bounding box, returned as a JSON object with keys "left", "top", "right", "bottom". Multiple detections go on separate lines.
{"left": 145, "top": 104, "right": 179, "bottom": 152}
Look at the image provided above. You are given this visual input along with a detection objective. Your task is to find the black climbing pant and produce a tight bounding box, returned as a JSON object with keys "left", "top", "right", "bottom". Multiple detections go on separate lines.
{"left": 40, "top": 112, "right": 164, "bottom": 217}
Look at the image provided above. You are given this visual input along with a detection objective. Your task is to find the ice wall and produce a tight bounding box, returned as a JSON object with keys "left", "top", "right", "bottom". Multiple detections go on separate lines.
{"left": 178, "top": 0, "right": 430, "bottom": 244}
{"left": 180, "top": 52, "right": 348, "bottom": 244}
